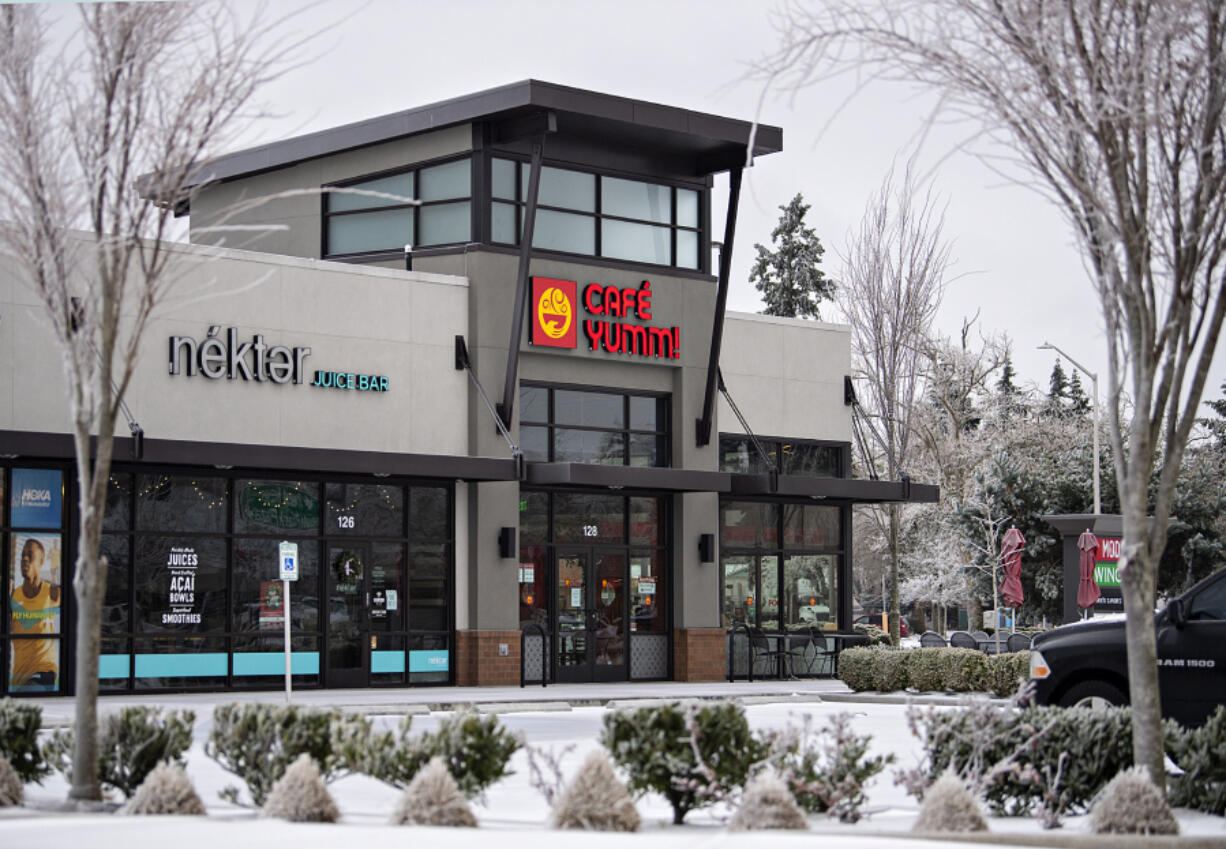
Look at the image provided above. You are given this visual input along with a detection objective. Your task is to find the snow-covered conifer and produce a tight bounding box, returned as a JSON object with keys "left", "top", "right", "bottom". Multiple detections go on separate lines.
{"left": 0, "top": 755, "right": 22, "bottom": 807}
{"left": 730, "top": 771, "right": 807, "bottom": 831}
{"left": 551, "top": 751, "right": 639, "bottom": 831}
{"left": 261, "top": 753, "right": 339, "bottom": 823}
{"left": 1090, "top": 767, "right": 1178, "bottom": 836}
{"left": 391, "top": 756, "right": 476, "bottom": 827}
{"left": 123, "top": 762, "right": 204, "bottom": 815}
{"left": 913, "top": 771, "right": 987, "bottom": 832}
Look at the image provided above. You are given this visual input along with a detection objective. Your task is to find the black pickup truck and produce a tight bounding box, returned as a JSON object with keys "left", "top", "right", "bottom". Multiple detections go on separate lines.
{"left": 1030, "top": 567, "right": 1226, "bottom": 727}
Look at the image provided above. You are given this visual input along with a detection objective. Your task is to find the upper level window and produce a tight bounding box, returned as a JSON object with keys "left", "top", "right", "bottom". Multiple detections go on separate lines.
{"left": 491, "top": 158, "right": 701, "bottom": 270}
{"left": 325, "top": 157, "right": 471, "bottom": 257}
{"left": 520, "top": 384, "right": 670, "bottom": 467}
{"left": 719, "top": 436, "right": 844, "bottom": 479}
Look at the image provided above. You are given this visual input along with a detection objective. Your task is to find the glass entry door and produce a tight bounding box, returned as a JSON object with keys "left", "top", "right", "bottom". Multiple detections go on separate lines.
{"left": 326, "top": 544, "right": 369, "bottom": 688}
{"left": 555, "top": 548, "right": 627, "bottom": 683}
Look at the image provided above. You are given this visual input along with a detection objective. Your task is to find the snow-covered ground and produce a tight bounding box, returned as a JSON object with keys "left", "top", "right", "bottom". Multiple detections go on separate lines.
{"left": 3, "top": 699, "right": 1223, "bottom": 848}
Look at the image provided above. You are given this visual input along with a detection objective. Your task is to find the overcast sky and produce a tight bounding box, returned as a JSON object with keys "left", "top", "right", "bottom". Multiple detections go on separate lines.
{"left": 228, "top": 0, "right": 1223, "bottom": 409}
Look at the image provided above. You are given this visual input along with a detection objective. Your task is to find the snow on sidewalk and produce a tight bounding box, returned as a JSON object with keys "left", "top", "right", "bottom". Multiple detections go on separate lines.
{"left": 3, "top": 701, "right": 1223, "bottom": 848}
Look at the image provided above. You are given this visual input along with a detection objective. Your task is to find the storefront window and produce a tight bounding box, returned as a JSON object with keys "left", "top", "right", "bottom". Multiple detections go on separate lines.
{"left": 520, "top": 384, "right": 670, "bottom": 468}
{"left": 137, "top": 475, "right": 227, "bottom": 533}
{"left": 492, "top": 157, "right": 702, "bottom": 271}
{"left": 324, "top": 157, "right": 472, "bottom": 257}
{"left": 77, "top": 469, "right": 451, "bottom": 693}
{"left": 721, "top": 498, "right": 845, "bottom": 634}
{"left": 552, "top": 492, "right": 625, "bottom": 544}
{"left": 719, "top": 436, "right": 844, "bottom": 480}
{"left": 325, "top": 483, "right": 403, "bottom": 537}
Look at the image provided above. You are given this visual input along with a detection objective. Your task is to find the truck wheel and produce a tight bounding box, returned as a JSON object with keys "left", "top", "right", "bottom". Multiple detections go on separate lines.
{"left": 1059, "top": 679, "right": 1127, "bottom": 711}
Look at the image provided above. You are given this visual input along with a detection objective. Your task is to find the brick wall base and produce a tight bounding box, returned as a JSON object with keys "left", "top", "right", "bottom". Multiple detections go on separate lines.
{"left": 673, "top": 628, "right": 727, "bottom": 681}
{"left": 455, "top": 630, "right": 521, "bottom": 686}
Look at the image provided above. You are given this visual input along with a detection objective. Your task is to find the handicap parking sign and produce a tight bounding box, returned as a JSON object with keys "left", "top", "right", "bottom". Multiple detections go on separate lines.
{"left": 279, "top": 541, "right": 299, "bottom": 581}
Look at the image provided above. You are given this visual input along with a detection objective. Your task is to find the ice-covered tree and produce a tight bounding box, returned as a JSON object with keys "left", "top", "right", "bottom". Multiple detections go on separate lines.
{"left": 759, "top": 0, "right": 1226, "bottom": 791}
{"left": 750, "top": 192, "right": 835, "bottom": 319}
{"left": 0, "top": 3, "right": 303, "bottom": 802}
{"left": 841, "top": 166, "right": 950, "bottom": 643}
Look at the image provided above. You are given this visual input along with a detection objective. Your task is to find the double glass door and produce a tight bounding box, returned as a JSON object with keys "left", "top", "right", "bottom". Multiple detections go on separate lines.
{"left": 555, "top": 548, "right": 627, "bottom": 683}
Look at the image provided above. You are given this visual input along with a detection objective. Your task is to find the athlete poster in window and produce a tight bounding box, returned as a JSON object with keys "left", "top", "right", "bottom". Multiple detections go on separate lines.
{"left": 9, "top": 533, "right": 62, "bottom": 692}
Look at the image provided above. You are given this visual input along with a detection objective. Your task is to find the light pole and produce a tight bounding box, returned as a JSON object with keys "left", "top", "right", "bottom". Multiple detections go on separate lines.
{"left": 1038, "top": 342, "right": 1101, "bottom": 515}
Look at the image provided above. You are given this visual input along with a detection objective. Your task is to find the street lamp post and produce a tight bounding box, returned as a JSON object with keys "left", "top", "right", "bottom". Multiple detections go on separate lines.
{"left": 1038, "top": 342, "right": 1101, "bottom": 515}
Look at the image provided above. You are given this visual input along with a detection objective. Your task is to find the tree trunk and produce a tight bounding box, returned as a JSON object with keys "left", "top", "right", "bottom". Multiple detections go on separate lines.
{"left": 1121, "top": 543, "right": 1165, "bottom": 793}
{"left": 888, "top": 504, "right": 901, "bottom": 644}
{"left": 69, "top": 553, "right": 105, "bottom": 801}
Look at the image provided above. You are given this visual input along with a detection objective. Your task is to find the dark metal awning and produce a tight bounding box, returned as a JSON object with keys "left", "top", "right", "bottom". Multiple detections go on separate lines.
{"left": 730, "top": 473, "right": 939, "bottom": 504}
{"left": 525, "top": 462, "right": 731, "bottom": 492}
{"left": 0, "top": 430, "right": 520, "bottom": 482}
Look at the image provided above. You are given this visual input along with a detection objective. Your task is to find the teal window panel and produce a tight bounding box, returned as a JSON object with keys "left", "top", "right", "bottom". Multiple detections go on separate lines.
{"left": 134, "top": 652, "right": 227, "bottom": 678}
{"left": 232, "top": 651, "right": 320, "bottom": 676}
{"left": 98, "top": 654, "right": 130, "bottom": 679}
{"left": 371, "top": 650, "right": 405, "bottom": 674}
{"left": 409, "top": 649, "right": 449, "bottom": 673}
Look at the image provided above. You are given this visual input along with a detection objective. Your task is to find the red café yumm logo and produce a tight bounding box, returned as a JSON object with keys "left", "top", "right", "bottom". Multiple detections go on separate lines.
{"left": 531, "top": 277, "right": 578, "bottom": 349}
{"left": 529, "top": 275, "right": 680, "bottom": 359}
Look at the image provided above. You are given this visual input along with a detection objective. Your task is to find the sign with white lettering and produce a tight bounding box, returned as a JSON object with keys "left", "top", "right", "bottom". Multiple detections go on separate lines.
{"left": 9, "top": 468, "right": 62, "bottom": 529}
{"left": 279, "top": 541, "right": 299, "bottom": 582}
{"left": 163, "top": 547, "right": 200, "bottom": 625}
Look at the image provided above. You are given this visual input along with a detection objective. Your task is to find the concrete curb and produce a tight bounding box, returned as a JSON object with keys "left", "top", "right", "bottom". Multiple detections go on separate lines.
{"left": 892, "top": 830, "right": 1226, "bottom": 848}
{"left": 472, "top": 701, "right": 572, "bottom": 714}
{"left": 822, "top": 692, "right": 1013, "bottom": 707}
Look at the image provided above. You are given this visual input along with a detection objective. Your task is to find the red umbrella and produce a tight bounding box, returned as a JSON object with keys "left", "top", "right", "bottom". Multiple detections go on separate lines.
{"left": 1077, "top": 530, "right": 1101, "bottom": 610}
{"left": 999, "top": 527, "right": 1026, "bottom": 608}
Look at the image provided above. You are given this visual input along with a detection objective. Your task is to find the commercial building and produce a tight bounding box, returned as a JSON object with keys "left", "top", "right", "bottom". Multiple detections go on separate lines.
{"left": 0, "top": 81, "right": 934, "bottom": 695}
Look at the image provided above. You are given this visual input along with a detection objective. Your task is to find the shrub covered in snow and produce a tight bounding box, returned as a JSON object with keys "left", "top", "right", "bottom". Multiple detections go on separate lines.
{"left": 984, "top": 651, "right": 1031, "bottom": 698}
{"left": 123, "top": 762, "right": 205, "bottom": 816}
{"left": 1089, "top": 767, "right": 1178, "bottom": 836}
{"left": 913, "top": 771, "right": 987, "bottom": 833}
{"left": 836, "top": 647, "right": 878, "bottom": 691}
{"left": 906, "top": 648, "right": 946, "bottom": 692}
{"left": 0, "top": 755, "right": 23, "bottom": 806}
{"left": 0, "top": 698, "right": 49, "bottom": 783}
{"left": 364, "top": 708, "right": 520, "bottom": 800}
{"left": 601, "top": 700, "right": 764, "bottom": 824}
{"left": 934, "top": 649, "right": 989, "bottom": 692}
{"left": 906, "top": 701, "right": 1133, "bottom": 815}
{"left": 45, "top": 706, "right": 195, "bottom": 798}
{"left": 729, "top": 771, "right": 807, "bottom": 831}
{"left": 550, "top": 751, "right": 639, "bottom": 832}
{"left": 1166, "top": 705, "right": 1226, "bottom": 815}
{"left": 206, "top": 703, "right": 368, "bottom": 806}
{"left": 262, "top": 753, "right": 339, "bottom": 823}
{"left": 391, "top": 756, "right": 477, "bottom": 827}
{"left": 764, "top": 711, "right": 893, "bottom": 823}
{"left": 870, "top": 649, "right": 910, "bottom": 691}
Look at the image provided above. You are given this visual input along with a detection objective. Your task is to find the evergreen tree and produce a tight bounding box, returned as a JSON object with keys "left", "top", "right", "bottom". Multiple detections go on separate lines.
{"left": 1067, "top": 371, "right": 1091, "bottom": 417}
{"left": 1202, "top": 380, "right": 1226, "bottom": 450}
{"left": 750, "top": 193, "right": 834, "bottom": 319}
{"left": 1047, "top": 360, "right": 1069, "bottom": 414}
{"left": 995, "top": 355, "right": 1018, "bottom": 396}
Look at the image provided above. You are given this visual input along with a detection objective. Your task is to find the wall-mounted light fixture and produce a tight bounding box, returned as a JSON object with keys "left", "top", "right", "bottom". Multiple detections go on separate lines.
{"left": 498, "top": 527, "right": 516, "bottom": 559}
{"left": 698, "top": 533, "right": 715, "bottom": 564}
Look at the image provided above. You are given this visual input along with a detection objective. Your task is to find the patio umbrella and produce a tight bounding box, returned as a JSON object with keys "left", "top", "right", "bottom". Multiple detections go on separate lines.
{"left": 999, "top": 527, "right": 1026, "bottom": 609}
{"left": 1077, "top": 529, "right": 1101, "bottom": 614}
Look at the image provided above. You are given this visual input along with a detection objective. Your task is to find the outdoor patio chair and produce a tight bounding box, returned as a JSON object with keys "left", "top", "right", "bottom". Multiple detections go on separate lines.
{"left": 1007, "top": 632, "right": 1033, "bottom": 652}
{"left": 919, "top": 630, "right": 947, "bottom": 648}
{"left": 799, "top": 628, "right": 837, "bottom": 676}
{"left": 948, "top": 631, "right": 978, "bottom": 649}
{"left": 748, "top": 627, "right": 789, "bottom": 678}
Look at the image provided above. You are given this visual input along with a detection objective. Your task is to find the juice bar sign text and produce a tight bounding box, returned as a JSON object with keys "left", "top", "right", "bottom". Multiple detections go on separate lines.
{"left": 530, "top": 277, "right": 680, "bottom": 359}
{"left": 168, "top": 326, "right": 389, "bottom": 392}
